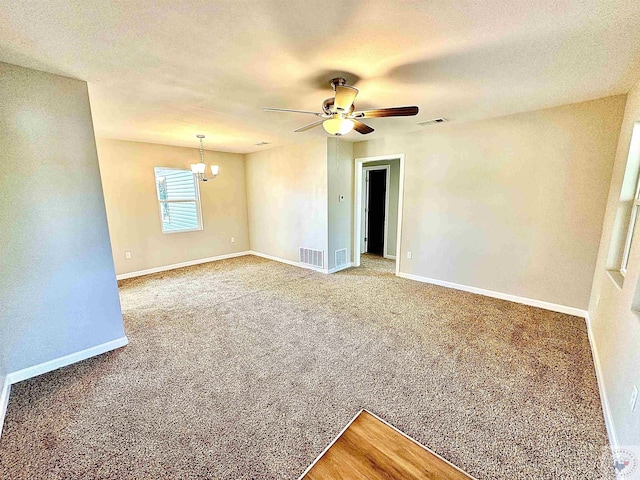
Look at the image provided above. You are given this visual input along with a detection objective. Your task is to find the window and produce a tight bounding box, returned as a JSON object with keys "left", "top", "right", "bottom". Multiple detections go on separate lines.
{"left": 607, "top": 123, "right": 640, "bottom": 285}
{"left": 154, "top": 167, "right": 202, "bottom": 233}
{"left": 622, "top": 174, "right": 640, "bottom": 275}
{"left": 614, "top": 123, "right": 640, "bottom": 277}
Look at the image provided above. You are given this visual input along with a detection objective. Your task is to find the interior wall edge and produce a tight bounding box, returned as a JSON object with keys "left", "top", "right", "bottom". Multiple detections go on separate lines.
{"left": 241, "top": 152, "right": 252, "bottom": 252}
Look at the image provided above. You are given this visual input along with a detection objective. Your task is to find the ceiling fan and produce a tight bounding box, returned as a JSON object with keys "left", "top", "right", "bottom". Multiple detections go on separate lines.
{"left": 262, "top": 77, "right": 419, "bottom": 136}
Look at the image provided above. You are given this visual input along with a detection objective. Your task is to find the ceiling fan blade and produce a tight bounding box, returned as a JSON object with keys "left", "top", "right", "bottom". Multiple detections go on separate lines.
{"left": 352, "top": 120, "right": 374, "bottom": 134}
{"left": 353, "top": 106, "right": 419, "bottom": 118}
{"left": 262, "top": 107, "right": 323, "bottom": 116}
{"left": 294, "top": 120, "right": 324, "bottom": 132}
{"left": 333, "top": 85, "right": 359, "bottom": 112}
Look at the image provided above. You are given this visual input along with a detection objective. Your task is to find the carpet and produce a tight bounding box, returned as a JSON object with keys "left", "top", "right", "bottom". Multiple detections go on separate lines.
{"left": 0, "top": 254, "right": 613, "bottom": 479}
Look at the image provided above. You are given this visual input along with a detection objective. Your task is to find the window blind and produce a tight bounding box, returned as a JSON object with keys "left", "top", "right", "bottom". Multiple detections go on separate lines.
{"left": 154, "top": 167, "right": 201, "bottom": 233}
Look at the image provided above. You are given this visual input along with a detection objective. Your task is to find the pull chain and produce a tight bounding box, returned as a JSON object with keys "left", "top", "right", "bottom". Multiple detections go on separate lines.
{"left": 198, "top": 134, "right": 205, "bottom": 163}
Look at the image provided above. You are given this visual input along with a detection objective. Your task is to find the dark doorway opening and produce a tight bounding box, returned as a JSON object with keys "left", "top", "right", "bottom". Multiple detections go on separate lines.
{"left": 366, "top": 169, "right": 387, "bottom": 256}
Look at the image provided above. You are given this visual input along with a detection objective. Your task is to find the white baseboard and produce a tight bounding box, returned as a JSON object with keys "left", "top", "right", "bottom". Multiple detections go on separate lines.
{"left": 328, "top": 263, "right": 354, "bottom": 274}
{"left": 250, "top": 251, "right": 353, "bottom": 274}
{"left": 116, "top": 251, "right": 250, "bottom": 280}
{"left": 585, "top": 313, "right": 619, "bottom": 451}
{"left": 397, "top": 272, "right": 587, "bottom": 318}
{"left": 249, "top": 250, "right": 330, "bottom": 274}
{"left": 0, "top": 336, "right": 129, "bottom": 439}
{"left": 118, "top": 249, "right": 349, "bottom": 281}
{"left": 0, "top": 376, "right": 10, "bottom": 441}
{"left": 384, "top": 255, "right": 397, "bottom": 260}
{"left": 7, "top": 336, "right": 129, "bottom": 384}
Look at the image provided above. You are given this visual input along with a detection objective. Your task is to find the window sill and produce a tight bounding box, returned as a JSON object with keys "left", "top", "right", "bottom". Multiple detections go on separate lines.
{"left": 162, "top": 227, "right": 203, "bottom": 235}
{"left": 606, "top": 269, "right": 624, "bottom": 290}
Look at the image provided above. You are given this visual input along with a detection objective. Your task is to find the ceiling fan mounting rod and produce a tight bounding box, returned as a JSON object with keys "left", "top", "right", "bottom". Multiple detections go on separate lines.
{"left": 330, "top": 77, "right": 347, "bottom": 91}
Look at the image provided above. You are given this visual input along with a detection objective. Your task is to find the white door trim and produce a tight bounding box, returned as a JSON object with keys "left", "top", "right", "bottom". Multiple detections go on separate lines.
{"left": 354, "top": 154, "right": 405, "bottom": 276}
{"left": 363, "top": 165, "right": 390, "bottom": 257}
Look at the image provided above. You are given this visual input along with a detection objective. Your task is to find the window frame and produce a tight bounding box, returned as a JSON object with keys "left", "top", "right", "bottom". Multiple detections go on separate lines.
{"left": 621, "top": 173, "right": 640, "bottom": 276}
{"left": 154, "top": 166, "right": 203, "bottom": 235}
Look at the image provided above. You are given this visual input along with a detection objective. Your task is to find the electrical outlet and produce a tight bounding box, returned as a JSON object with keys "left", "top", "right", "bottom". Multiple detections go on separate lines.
{"left": 631, "top": 385, "right": 638, "bottom": 412}
{"left": 407, "top": 251, "right": 412, "bottom": 259}
{"left": 125, "top": 252, "right": 131, "bottom": 260}
{"left": 231, "top": 237, "right": 235, "bottom": 243}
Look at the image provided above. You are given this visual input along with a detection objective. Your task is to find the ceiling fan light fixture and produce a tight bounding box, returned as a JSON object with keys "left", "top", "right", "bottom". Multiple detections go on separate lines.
{"left": 191, "top": 135, "right": 219, "bottom": 182}
{"left": 323, "top": 117, "right": 354, "bottom": 136}
{"left": 191, "top": 162, "right": 206, "bottom": 174}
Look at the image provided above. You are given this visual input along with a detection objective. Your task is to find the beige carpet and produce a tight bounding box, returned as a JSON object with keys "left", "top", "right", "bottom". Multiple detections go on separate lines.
{"left": 0, "top": 255, "right": 613, "bottom": 479}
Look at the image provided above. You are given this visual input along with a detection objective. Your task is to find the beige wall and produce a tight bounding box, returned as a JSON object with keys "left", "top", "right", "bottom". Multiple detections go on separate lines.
{"left": 327, "top": 138, "right": 354, "bottom": 269}
{"left": 97, "top": 139, "right": 249, "bottom": 275}
{"left": 354, "top": 96, "right": 626, "bottom": 309}
{"left": 589, "top": 81, "right": 640, "bottom": 446}
{"left": 0, "top": 62, "right": 125, "bottom": 373}
{"left": 245, "top": 139, "right": 328, "bottom": 265}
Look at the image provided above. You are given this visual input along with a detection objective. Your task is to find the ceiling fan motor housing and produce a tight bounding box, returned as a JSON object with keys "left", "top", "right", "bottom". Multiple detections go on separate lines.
{"left": 330, "top": 77, "right": 347, "bottom": 90}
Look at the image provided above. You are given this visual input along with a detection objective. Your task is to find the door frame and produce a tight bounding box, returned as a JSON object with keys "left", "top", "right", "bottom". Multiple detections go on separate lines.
{"left": 362, "top": 165, "right": 390, "bottom": 258}
{"left": 354, "top": 154, "right": 405, "bottom": 276}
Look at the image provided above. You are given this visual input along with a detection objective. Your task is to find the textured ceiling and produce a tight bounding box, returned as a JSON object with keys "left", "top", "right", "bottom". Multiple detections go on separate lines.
{"left": 1, "top": 0, "right": 640, "bottom": 153}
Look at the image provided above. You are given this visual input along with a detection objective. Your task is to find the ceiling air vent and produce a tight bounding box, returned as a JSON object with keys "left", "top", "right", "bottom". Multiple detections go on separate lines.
{"left": 418, "top": 118, "right": 448, "bottom": 126}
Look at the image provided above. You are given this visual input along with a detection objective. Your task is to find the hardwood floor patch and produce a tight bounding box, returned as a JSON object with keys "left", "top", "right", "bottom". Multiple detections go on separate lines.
{"left": 300, "top": 410, "right": 475, "bottom": 480}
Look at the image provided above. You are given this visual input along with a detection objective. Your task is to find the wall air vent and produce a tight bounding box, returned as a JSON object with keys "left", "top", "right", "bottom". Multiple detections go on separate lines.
{"left": 300, "top": 247, "right": 324, "bottom": 269}
{"left": 418, "top": 118, "right": 448, "bottom": 126}
{"left": 335, "top": 248, "right": 348, "bottom": 268}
